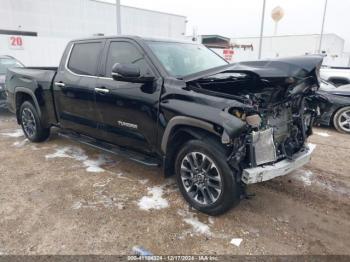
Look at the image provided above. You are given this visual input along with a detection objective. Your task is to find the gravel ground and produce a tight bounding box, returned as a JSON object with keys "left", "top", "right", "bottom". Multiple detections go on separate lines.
{"left": 0, "top": 107, "right": 349, "bottom": 255}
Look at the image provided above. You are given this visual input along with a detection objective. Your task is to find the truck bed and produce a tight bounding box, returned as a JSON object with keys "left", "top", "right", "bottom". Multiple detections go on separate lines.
{"left": 7, "top": 67, "right": 57, "bottom": 83}
{"left": 5, "top": 67, "right": 58, "bottom": 126}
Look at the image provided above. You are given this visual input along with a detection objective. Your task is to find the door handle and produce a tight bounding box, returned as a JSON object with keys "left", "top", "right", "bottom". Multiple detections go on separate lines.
{"left": 95, "top": 87, "right": 110, "bottom": 94}
{"left": 55, "top": 82, "right": 66, "bottom": 88}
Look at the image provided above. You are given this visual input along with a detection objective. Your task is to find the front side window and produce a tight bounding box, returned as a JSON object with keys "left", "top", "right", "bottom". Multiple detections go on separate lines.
{"left": 146, "top": 41, "right": 228, "bottom": 77}
{"left": 68, "top": 42, "right": 103, "bottom": 76}
{"left": 0, "top": 58, "right": 23, "bottom": 75}
{"left": 105, "top": 41, "right": 149, "bottom": 77}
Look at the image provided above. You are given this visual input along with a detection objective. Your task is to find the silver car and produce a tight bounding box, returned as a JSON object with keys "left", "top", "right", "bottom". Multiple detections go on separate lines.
{"left": 0, "top": 55, "right": 24, "bottom": 106}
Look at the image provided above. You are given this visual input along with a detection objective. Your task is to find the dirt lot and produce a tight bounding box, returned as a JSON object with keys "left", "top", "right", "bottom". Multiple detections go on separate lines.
{"left": 0, "top": 107, "right": 349, "bottom": 255}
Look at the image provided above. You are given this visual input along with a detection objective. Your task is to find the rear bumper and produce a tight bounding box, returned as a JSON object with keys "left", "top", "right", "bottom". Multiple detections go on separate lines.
{"left": 242, "top": 143, "right": 316, "bottom": 184}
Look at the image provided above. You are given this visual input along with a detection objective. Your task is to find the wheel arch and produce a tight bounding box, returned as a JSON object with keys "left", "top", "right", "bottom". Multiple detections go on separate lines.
{"left": 161, "top": 116, "right": 220, "bottom": 154}
{"left": 15, "top": 88, "right": 41, "bottom": 124}
{"left": 161, "top": 116, "right": 222, "bottom": 177}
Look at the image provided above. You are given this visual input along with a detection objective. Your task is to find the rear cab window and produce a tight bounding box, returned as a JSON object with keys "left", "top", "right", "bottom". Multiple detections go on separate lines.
{"left": 67, "top": 41, "right": 103, "bottom": 76}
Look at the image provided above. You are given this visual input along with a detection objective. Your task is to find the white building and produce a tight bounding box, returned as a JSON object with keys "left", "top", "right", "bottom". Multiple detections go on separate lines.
{"left": 231, "top": 34, "right": 348, "bottom": 66}
{"left": 0, "top": 0, "right": 187, "bottom": 66}
{"left": 194, "top": 34, "right": 350, "bottom": 67}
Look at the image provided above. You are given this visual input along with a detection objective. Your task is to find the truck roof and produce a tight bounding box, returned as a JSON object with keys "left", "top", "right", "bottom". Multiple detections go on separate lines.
{"left": 69, "top": 35, "right": 195, "bottom": 45}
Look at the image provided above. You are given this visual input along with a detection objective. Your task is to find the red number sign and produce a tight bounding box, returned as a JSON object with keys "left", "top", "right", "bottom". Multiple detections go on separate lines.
{"left": 9, "top": 36, "right": 24, "bottom": 49}
{"left": 223, "top": 49, "right": 234, "bottom": 61}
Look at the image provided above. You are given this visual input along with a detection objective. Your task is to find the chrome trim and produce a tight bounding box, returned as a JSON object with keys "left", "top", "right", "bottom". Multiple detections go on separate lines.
{"left": 98, "top": 77, "right": 114, "bottom": 80}
{"left": 63, "top": 42, "right": 152, "bottom": 83}
{"left": 94, "top": 87, "right": 110, "bottom": 94}
{"left": 65, "top": 43, "right": 100, "bottom": 79}
{"left": 54, "top": 82, "right": 66, "bottom": 87}
{"left": 111, "top": 72, "right": 121, "bottom": 77}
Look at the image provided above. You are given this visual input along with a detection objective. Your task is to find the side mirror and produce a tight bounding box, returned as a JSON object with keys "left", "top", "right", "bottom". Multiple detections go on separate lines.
{"left": 111, "top": 63, "right": 154, "bottom": 83}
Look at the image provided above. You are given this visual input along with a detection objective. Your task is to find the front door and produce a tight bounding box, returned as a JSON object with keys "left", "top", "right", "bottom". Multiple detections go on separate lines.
{"left": 54, "top": 40, "right": 104, "bottom": 138}
{"left": 95, "top": 40, "right": 161, "bottom": 154}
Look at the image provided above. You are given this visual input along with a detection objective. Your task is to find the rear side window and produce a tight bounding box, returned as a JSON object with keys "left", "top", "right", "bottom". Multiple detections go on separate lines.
{"left": 329, "top": 77, "right": 350, "bottom": 87}
{"left": 68, "top": 42, "right": 103, "bottom": 76}
{"left": 105, "top": 41, "right": 149, "bottom": 77}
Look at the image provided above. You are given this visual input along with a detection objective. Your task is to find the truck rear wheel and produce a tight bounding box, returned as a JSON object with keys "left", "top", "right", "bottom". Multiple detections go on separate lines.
{"left": 175, "top": 138, "right": 241, "bottom": 216}
{"left": 20, "top": 101, "right": 50, "bottom": 142}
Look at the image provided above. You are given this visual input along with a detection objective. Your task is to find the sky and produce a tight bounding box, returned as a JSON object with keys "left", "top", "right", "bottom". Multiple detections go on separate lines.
{"left": 104, "top": 0, "right": 350, "bottom": 51}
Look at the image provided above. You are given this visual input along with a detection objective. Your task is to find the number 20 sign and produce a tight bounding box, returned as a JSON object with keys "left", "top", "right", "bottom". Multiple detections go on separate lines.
{"left": 9, "top": 36, "right": 24, "bottom": 50}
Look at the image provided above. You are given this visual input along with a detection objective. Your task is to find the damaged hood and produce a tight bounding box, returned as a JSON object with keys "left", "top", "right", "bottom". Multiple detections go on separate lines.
{"left": 182, "top": 56, "right": 323, "bottom": 83}
{"left": 182, "top": 56, "right": 323, "bottom": 106}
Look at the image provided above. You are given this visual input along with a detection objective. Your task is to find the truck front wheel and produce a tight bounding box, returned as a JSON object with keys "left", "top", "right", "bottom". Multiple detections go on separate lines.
{"left": 175, "top": 138, "right": 241, "bottom": 216}
{"left": 20, "top": 101, "right": 50, "bottom": 142}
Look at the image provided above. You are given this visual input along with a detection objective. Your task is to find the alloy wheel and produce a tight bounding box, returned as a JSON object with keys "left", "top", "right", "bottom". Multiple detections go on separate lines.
{"left": 180, "top": 152, "right": 222, "bottom": 205}
{"left": 21, "top": 108, "right": 37, "bottom": 138}
{"left": 338, "top": 109, "right": 350, "bottom": 132}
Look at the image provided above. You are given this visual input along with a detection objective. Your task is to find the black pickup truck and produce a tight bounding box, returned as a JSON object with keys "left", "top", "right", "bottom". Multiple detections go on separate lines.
{"left": 6, "top": 36, "right": 323, "bottom": 215}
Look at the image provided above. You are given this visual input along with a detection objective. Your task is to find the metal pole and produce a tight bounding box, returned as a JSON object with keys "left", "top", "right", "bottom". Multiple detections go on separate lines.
{"left": 116, "top": 0, "right": 121, "bottom": 35}
{"left": 258, "top": 0, "right": 266, "bottom": 59}
{"left": 274, "top": 22, "right": 278, "bottom": 36}
{"left": 318, "top": 0, "right": 328, "bottom": 54}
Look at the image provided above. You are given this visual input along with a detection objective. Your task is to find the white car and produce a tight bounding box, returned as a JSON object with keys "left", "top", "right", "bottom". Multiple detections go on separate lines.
{"left": 321, "top": 66, "right": 350, "bottom": 87}
{"left": 0, "top": 55, "right": 24, "bottom": 106}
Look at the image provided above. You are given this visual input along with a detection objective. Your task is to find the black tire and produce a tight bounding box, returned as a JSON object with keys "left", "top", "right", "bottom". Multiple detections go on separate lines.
{"left": 175, "top": 138, "right": 241, "bottom": 216}
{"left": 20, "top": 101, "right": 50, "bottom": 142}
{"left": 333, "top": 106, "right": 350, "bottom": 134}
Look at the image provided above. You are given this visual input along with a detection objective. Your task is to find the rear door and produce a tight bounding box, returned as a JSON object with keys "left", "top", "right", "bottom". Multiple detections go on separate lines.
{"left": 95, "top": 39, "right": 161, "bottom": 154}
{"left": 54, "top": 40, "right": 105, "bottom": 138}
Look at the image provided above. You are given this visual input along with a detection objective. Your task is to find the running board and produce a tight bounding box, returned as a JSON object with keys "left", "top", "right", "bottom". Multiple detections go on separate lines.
{"left": 58, "top": 130, "right": 161, "bottom": 167}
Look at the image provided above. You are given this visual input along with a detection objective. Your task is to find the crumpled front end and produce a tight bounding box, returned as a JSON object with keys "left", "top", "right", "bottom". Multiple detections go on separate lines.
{"left": 186, "top": 56, "right": 323, "bottom": 183}
{"left": 222, "top": 91, "right": 318, "bottom": 184}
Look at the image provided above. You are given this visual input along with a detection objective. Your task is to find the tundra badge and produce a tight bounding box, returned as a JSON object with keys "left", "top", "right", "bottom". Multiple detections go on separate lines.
{"left": 118, "top": 121, "right": 138, "bottom": 130}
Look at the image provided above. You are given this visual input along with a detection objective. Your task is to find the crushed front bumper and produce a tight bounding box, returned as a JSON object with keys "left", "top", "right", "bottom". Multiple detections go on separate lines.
{"left": 242, "top": 143, "right": 316, "bottom": 184}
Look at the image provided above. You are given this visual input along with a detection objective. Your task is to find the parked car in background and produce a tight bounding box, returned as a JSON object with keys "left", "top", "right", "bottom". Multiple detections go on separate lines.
{"left": 316, "top": 79, "right": 350, "bottom": 133}
{"left": 0, "top": 55, "right": 24, "bottom": 107}
{"left": 321, "top": 66, "right": 350, "bottom": 87}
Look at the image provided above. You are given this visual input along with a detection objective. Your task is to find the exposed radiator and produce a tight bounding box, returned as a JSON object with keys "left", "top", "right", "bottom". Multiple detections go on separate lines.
{"left": 251, "top": 128, "right": 277, "bottom": 166}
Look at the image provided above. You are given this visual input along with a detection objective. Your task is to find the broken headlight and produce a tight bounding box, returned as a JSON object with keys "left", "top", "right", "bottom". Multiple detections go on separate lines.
{"left": 230, "top": 109, "right": 262, "bottom": 129}
{"left": 246, "top": 114, "right": 262, "bottom": 128}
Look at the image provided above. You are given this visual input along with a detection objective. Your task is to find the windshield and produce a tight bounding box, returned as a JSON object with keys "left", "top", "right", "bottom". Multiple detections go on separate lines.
{"left": 0, "top": 58, "right": 23, "bottom": 75}
{"left": 147, "top": 41, "right": 228, "bottom": 77}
